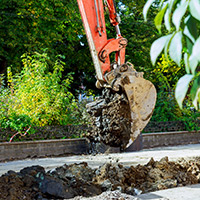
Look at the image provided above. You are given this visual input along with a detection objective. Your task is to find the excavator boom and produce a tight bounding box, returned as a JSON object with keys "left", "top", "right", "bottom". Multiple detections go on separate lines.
{"left": 77, "top": 0, "right": 126, "bottom": 81}
{"left": 77, "top": 0, "right": 157, "bottom": 149}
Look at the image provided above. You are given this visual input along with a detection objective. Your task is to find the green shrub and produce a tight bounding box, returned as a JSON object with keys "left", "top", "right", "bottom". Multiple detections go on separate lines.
{"left": 1, "top": 113, "right": 32, "bottom": 132}
{"left": 0, "top": 74, "right": 9, "bottom": 121}
{"left": 151, "top": 91, "right": 181, "bottom": 122}
{"left": 1, "top": 51, "right": 83, "bottom": 131}
{"left": 152, "top": 54, "right": 185, "bottom": 88}
{"left": 0, "top": 74, "right": 33, "bottom": 136}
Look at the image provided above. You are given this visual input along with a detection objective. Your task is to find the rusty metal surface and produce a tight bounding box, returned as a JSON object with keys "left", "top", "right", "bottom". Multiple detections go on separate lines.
{"left": 123, "top": 75, "right": 157, "bottom": 147}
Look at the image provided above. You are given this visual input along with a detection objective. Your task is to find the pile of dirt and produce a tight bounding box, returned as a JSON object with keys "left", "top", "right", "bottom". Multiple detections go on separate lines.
{"left": 0, "top": 157, "right": 200, "bottom": 199}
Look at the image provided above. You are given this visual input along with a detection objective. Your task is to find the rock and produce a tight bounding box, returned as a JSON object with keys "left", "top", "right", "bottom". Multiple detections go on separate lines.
{"left": 100, "top": 179, "right": 112, "bottom": 191}
{"left": 20, "top": 165, "right": 45, "bottom": 175}
{"left": 38, "top": 174, "right": 74, "bottom": 199}
{"left": 51, "top": 162, "right": 95, "bottom": 182}
{"left": 46, "top": 162, "right": 102, "bottom": 198}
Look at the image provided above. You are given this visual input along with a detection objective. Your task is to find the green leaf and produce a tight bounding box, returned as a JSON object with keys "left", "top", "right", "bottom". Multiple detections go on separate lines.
{"left": 183, "top": 15, "right": 198, "bottom": 44}
{"left": 169, "top": 31, "right": 183, "bottom": 66}
{"left": 164, "top": 0, "right": 177, "bottom": 31}
{"left": 184, "top": 26, "right": 195, "bottom": 44}
{"left": 189, "top": 37, "right": 200, "bottom": 74}
{"left": 185, "top": 37, "right": 193, "bottom": 55}
{"left": 150, "top": 35, "right": 172, "bottom": 65}
{"left": 164, "top": 33, "right": 173, "bottom": 58}
{"left": 154, "top": 4, "right": 168, "bottom": 33}
{"left": 158, "top": 0, "right": 165, "bottom": 9}
{"left": 169, "top": 0, "right": 177, "bottom": 11}
{"left": 143, "top": 0, "right": 156, "bottom": 21}
{"left": 164, "top": 8, "right": 171, "bottom": 31}
{"left": 172, "top": 0, "right": 189, "bottom": 31}
{"left": 190, "top": 76, "right": 200, "bottom": 109}
{"left": 189, "top": 0, "right": 200, "bottom": 21}
{"left": 175, "top": 74, "right": 194, "bottom": 109}
{"left": 184, "top": 53, "right": 190, "bottom": 74}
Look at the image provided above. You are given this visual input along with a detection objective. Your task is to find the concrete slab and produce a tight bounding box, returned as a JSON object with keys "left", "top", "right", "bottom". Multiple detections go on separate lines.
{"left": 1, "top": 143, "right": 200, "bottom": 175}
{"left": 137, "top": 184, "right": 200, "bottom": 200}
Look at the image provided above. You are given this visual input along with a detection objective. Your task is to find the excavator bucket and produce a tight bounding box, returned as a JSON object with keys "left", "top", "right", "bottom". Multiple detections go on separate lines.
{"left": 123, "top": 75, "right": 157, "bottom": 148}
{"left": 86, "top": 64, "right": 156, "bottom": 150}
{"left": 105, "top": 63, "right": 157, "bottom": 148}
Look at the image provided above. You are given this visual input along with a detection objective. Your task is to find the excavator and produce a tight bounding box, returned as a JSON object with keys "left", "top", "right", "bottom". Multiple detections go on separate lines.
{"left": 77, "top": 0, "right": 157, "bottom": 150}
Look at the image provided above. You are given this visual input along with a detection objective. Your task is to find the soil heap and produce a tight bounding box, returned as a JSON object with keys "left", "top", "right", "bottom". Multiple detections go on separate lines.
{"left": 0, "top": 157, "right": 200, "bottom": 199}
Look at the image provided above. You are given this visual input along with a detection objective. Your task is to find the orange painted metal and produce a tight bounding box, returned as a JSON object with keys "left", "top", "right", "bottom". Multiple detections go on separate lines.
{"left": 77, "top": 0, "right": 126, "bottom": 79}
{"left": 99, "top": 37, "right": 127, "bottom": 64}
{"left": 105, "top": 0, "right": 119, "bottom": 26}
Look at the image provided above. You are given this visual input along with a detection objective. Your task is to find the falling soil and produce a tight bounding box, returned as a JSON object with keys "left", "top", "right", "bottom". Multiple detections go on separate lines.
{"left": 1, "top": 156, "right": 200, "bottom": 199}
{"left": 86, "top": 88, "right": 132, "bottom": 150}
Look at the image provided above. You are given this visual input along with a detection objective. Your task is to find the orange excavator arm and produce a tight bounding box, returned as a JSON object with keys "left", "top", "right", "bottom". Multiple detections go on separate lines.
{"left": 105, "top": 0, "right": 120, "bottom": 27}
{"left": 77, "top": 0, "right": 127, "bottom": 84}
{"left": 77, "top": 0, "right": 157, "bottom": 149}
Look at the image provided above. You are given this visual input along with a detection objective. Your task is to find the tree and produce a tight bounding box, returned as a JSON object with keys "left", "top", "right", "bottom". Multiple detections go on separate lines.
{"left": 0, "top": 1, "right": 85, "bottom": 69}
{"left": 0, "top": 0, "right": 162, "bottom": 96}
{"left": 143, "top": 0, "right": 200, "bottom": 110}
{"left": 0, "top": 0, "right": 100, "bottom": 94}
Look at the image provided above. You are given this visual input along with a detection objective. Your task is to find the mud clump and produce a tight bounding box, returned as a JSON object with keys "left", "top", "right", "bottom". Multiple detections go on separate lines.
{"left": 0, "top": 166, "right": 44, "bottom": 200}
{"left": 0, "top": 157, "right": 200, "bottom": 199}
{"left": 93, "top": 156, "right": 199, "bottom": 194}
{"left": 86, "top": 88, "right": 132, "bottom": 150}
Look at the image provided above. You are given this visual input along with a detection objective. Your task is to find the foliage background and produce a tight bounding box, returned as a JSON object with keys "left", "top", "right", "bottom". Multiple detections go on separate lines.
{"left": 0, "top": 0, "right": 199, "bottom": 136}
{"left": 144, "top": 0, "right": 200, "bottom": 110}
{"left": 0, "top": 0, "right": 159, "bottom": 94}
{"left": 0, "top": 52, "right": 89, "bottom": 135}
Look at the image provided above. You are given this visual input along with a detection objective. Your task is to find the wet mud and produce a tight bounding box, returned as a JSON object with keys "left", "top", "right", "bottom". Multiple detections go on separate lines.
{"left": 86, "top": 88, "right": 132, "bottom": 150}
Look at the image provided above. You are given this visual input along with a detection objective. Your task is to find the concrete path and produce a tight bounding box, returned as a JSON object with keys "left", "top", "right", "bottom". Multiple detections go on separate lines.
{"left": 137, "top": 184, "right": 200, "bottom": 200}
{"left": 1, "top": 143, "right": 200, "bottom": 175}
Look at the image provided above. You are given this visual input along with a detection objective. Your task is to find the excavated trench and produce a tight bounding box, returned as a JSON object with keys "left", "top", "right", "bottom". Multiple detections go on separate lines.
{"left": 1, "top": 157, "right": 200, "bottom": 199}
